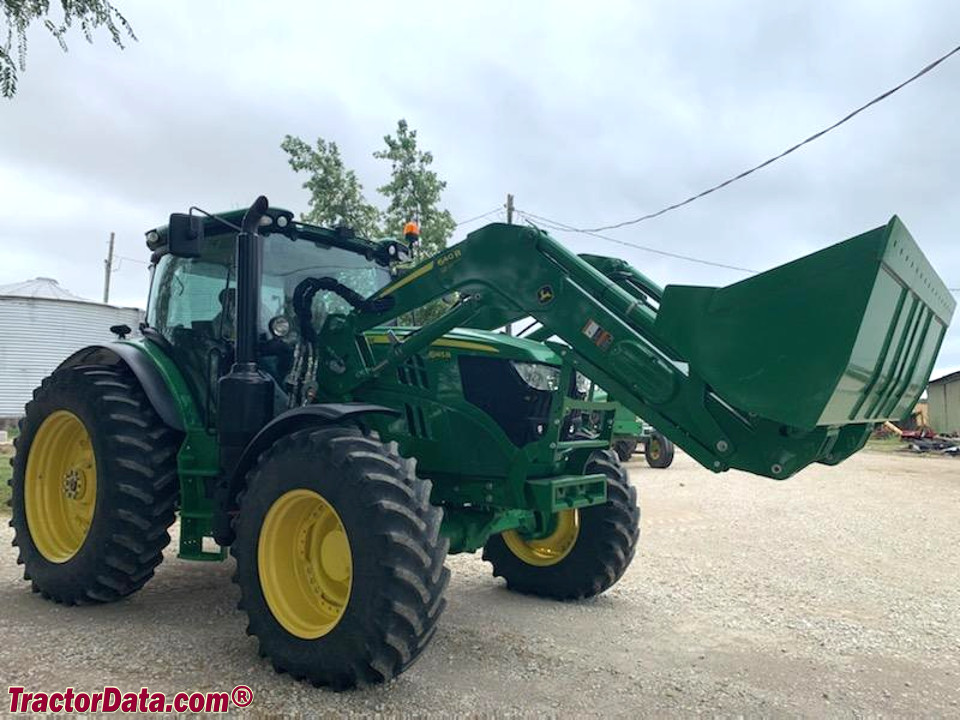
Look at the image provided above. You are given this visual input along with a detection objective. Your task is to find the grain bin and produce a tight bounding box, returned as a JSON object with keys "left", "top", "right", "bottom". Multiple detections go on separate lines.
{"left": 0, "top": 278, "right": 142, "bottom": 418}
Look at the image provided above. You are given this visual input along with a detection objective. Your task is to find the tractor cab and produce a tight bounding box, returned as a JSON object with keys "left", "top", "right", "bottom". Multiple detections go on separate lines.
{"left": 143, "top": 208, "right": 397, "bottom": 419}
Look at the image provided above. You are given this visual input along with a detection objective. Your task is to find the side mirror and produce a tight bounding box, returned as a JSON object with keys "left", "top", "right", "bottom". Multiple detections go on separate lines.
{"left": 167, "top": 213, "right": 203, "bottom": 258}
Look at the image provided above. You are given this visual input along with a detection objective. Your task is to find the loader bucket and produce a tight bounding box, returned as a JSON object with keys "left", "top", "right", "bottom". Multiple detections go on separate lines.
{"left": 656, "top": 217, "right": 955, "bottom": 430}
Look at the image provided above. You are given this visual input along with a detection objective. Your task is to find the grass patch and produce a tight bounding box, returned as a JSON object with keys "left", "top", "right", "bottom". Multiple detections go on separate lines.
{"left": 0, "top": 460, "right": 11, "bottom": 512}
{"left": 865, "top": 435, "right": 907, "bottom": 453}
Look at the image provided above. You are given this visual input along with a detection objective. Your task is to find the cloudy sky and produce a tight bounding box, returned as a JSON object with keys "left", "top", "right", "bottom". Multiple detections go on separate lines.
{"left": 2, "top": 0, "right": 958, "bottom": 374}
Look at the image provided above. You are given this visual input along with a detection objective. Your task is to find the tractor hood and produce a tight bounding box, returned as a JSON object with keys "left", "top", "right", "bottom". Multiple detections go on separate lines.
{"left": 363, "top": 327, "right": 562, "bottom": 365}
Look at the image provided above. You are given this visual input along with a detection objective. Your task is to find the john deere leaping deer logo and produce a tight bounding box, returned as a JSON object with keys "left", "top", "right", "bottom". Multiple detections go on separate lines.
{"left": 537, "top": 285, "right": 555, "bottom": 305}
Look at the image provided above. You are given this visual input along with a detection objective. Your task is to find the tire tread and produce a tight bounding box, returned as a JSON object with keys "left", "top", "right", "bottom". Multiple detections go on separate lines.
{"left": 9, "top": 364, "right": 180, "bottom": 605}
{"left": 231, "top": 425, "right": 449, "bottom": 689}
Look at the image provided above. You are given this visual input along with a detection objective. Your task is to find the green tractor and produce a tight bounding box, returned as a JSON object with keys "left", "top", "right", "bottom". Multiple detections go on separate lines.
{"left": 612, "top": 408, "right": 675, "bottom": 468}
{"left": 584, "top": 387, "right": 675, "bottom": 467}
{"left": 9, "top": 197, "right": 953, "bottom": 688}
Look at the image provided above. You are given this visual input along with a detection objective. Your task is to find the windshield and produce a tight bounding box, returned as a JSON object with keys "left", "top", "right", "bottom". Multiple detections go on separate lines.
{"left": 147, "top": 232, "right": 392, "bottom": 342}
{"left": 260, "top": 235, "right": 391, "bottom": 329}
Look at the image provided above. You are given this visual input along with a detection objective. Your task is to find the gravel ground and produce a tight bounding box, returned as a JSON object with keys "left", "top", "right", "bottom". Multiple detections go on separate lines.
{"left": 1, "top": 448, "right": 958, "bottom": 717}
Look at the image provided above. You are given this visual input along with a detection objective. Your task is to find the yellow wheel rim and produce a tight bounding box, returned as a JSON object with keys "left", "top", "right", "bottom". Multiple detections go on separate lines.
{"left": 25, "top": 410, "right": 98, "bottom": 563}
{"left": 648, "top": 438, "right": 661, "bottom": 461}
{"left": 257, "top": 489, "right": 352, "bottom": 639}
{"left": 502, "top": 509, "right": 580, "bottom": 567}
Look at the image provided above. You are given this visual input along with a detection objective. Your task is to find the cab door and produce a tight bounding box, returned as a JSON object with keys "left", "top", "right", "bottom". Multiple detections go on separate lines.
{"left": 145, "top": 235, "right": 236, "bottom": 424}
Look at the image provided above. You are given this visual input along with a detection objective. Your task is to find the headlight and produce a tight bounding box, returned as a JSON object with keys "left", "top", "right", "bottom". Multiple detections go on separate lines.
{"left": 268, "top": 315, "right": 290, "bottom": 338}
{"left": 575, "top": 372, "right": 592, "bottom": 396}
{"left": 511, "top": 361, "right": 560, "bottom": 391}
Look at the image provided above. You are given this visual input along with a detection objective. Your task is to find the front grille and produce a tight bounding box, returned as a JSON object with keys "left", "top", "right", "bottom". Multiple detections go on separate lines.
{"left": 458, "top": 357, "right": 553, "bottom": 447}
{"left": 397, "top": 355, "right": 429, "bottom": 388}
{"left": 404, "top": 402, "right": 431, "bottom": 438}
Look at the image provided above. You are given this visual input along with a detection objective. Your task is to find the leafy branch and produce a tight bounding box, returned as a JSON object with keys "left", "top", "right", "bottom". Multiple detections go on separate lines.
{"left": 2, "top": 0, "right": 135, "bottom": 98}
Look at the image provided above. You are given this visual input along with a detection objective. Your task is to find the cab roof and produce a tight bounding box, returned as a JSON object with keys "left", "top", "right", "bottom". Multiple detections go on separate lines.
{"left": 146, "top": 206, "right": 388, "bottom": 259}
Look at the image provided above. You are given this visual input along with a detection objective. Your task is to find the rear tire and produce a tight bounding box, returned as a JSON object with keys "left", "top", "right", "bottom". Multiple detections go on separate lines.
{"left": 482, "top": 449, "right": 639, "bottom": 600}
{"left": 613, "top": 438, "right": 638, "bottom": 463}
{"left": 645, "top": 432, "right": 675, "bottom": 468}
{"left": 231, "top": 426, "right": 450, "bottom": 689}
{"left": 10, "top": 364, "right": 181, "bottom": 604}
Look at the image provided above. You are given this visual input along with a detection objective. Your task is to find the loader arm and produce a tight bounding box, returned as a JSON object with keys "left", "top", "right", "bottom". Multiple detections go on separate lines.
{"left": 320, "top": 220, "right": 953, "bottom": 479}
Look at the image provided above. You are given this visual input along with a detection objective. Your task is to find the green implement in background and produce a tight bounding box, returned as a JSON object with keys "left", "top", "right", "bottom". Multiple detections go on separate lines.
{"left": 586, "top": 386, "right": 674, "bottom": 467}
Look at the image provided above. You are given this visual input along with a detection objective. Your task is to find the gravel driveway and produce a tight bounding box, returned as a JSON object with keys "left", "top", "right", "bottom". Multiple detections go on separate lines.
{"left": 1, "top": 449, "right": 958, "bottom": 717}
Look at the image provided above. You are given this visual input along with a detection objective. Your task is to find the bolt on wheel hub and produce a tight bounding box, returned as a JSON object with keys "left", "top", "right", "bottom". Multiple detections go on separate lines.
{"left": 61, "top": 468, "right": 88, "bottom": 500}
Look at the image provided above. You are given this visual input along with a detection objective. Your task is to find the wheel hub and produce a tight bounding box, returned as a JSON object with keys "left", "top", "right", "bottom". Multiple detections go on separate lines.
{"left": 320, "top": 530, "right": 350, "bottom": 582}
{"left": 648, "top": 438, "right": 661, "bottom": 460}
{"left": 501, "top": 508, "right": 580, "bottom": 567}
{"left": 61, "top": 467, "right": 88, "bottom": 500}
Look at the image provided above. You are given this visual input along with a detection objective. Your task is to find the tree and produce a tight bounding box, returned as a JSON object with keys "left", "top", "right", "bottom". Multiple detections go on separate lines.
{"left": 1, "top": 0, "right": 135, "bottom": 98}
{"left": 374, "top": 120, "right": 457, "bottom": 325}
{"left": 374, "top": 119, "right": 456, "bottom": 264}
{"left": 281, "top": 134, "right": 381, "bottom": 240}
{"left": 282, "top": 120, "right": 458, "bottom": 324}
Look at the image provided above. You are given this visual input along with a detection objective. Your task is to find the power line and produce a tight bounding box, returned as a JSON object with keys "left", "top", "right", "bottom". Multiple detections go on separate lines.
{"left": 518, "top": 210, "right": 757, "bottom": 273}
{"left": 116, "top": 255, "right": 149, "bottom": 264}
{"left": 103, "top": 215, "right": 960, "bottom": 288}
{"left": 112, "top": 255, "right": 150, "bottom": 272}
{"left": 559, "top": 41, "right": 960, "bottom": 234}
{"left": 455, "top": 206, "right": 502, "bottom": 227}
{"left": 523, "top": 209, "right": 960, "bottom": 288}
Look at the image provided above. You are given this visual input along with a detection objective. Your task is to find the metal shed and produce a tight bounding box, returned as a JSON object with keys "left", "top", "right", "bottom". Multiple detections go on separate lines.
{"left": 0, "top": 278, "right": 142, "bottom": 418}
{"left": 927, "top": 370, "right": 960, "bottom": 435}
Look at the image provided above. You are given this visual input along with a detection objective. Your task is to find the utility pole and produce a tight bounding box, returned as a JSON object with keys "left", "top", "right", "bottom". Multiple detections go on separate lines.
{"left": 103, "top": 232, "right": 115, "bottom": 304}
{"left": 504, "top": 194, "right": 515, "bottom": 335}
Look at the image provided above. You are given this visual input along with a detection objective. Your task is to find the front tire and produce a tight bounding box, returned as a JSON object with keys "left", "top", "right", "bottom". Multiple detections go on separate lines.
{"left": 232, "top": 426, "right": 450, "bottom": 689}
{"left": 10, "top": 364, "right": 181, "bottom": 604}
{"left": 482, "top": 449, "right": 639, "bottom": 600}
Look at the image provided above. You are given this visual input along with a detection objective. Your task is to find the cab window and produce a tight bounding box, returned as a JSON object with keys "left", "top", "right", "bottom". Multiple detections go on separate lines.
{"left": 147, "top": 235, "right": 235, "bottom": 342}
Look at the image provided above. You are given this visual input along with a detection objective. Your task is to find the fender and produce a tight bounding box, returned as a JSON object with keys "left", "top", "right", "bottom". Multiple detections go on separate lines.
{"left": 58, "top": 343, "right": 184, "bottom": 431}
{"left": 212, "top": 403, "right": 400, "bottom": 545}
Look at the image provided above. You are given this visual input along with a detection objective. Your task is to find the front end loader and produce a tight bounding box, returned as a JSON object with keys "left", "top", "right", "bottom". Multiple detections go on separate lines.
{"left": 8, "top": 196, "right": 953, "bottom": 688}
